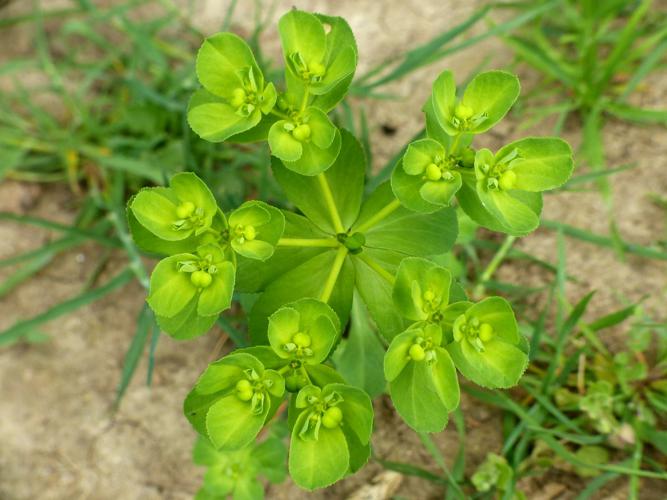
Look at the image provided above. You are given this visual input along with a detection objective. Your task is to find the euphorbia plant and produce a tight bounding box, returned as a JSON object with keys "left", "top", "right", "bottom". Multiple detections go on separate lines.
{"left": 126, "top": 8, "right": 573, "bottom": 492}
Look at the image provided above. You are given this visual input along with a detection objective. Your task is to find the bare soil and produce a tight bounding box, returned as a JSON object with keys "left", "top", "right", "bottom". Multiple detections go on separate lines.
{"left": 1, "top": 1, "right": 665, "bottom": 499}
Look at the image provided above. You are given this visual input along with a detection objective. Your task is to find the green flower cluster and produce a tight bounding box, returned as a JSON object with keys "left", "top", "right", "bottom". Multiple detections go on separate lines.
{"left": 392, "top": 70, "right": 574, "bottom": 235}
{"left": 385, "top": 258, "right": 529, "bottom": 432}
{"left": 185, "top": 299, "right": 373, "bottom": 490}
{"left": 128, "top": 172, "right": 284, "bottom": 339}
{"left": 188, "top": 10, "right": 357, "bottom": 176}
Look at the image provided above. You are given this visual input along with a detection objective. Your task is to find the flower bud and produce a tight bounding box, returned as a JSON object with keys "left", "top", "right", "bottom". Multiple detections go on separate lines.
{"left": 425, "top": 163, "right": 442, "bottom": 181}
{"left": 175, "top": 201, "right": 195, "bottom": 219}
{"left": 479, "top": 323, "right": 494, "bottom": 342}
{"left": 243, "top": 225, "right": 257, "bottom": 241}
{"left": 455, "top": 103, "right": 474, "bottom": 120}
{"left": 230, "top": 88, "right": 247, "bottom": 108}
{"left": 293, "top": 332, "right": 312, "bottom": 348}
{"left": 409, "top": 343, "right": 426, "bottom": 361}
{"left": 310, "top": 61, "right": 326, "bottom": 77}
{"left": 292, "top": 124, "right": 311, "bottom": 141}
{"left": 321, "top": 406, "right": 343, "bottom": 428}
{"left": 236, "top": 379, "right": 252, "bottom": 392}
{"left": 190, "top": 270, "right": 212, "bottom": 288}
{"left": 499, "top": 170, "right": 517, "bottom": 190}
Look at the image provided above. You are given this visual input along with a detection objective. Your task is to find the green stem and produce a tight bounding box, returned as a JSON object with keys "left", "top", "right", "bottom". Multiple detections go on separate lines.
{"left": 357, "top": 253, "right": 395, "bottom": 285}
{"left": 450, "top": 133, "right": 462, "bottom": 155}
{"left": 317, "top": 173, "right": 345, "bottom": 233}
{"left": 472, "top": 235, "right": 517, "bottom": 300}
{"left": 354, "top": 198, "right": 402, "bottom": 234}
{"left": 269, "top": 109, "right": 290, "bottom": 120}
{"left": 300, "top": 86, "right": 310, "bottom": 113}
{"left": 320, "top": 247, "right": 348, "bottom": 302}
{"left": 277, "top": 237, "right": 339, "bottom": 248}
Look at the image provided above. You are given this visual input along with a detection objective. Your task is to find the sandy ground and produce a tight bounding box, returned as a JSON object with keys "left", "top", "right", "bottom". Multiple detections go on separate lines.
{"left": 1, "top": 0, "right": 666, "bottom": 499}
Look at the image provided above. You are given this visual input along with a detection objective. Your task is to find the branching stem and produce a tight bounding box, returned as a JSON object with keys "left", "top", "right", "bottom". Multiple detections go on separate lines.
{"left": 269, "top": 109, "right": 290, "bottom": 120}
{"left": 277, "top": 238, "right": 339, "bottom": 248}
{"left": 320, "top": 246, "right": 348, "bottom": 302}
{"left": 450, "top": 133, "right": 462, "bottom": 155}
{"left": 357, "top": 253, "right": 395, "bottom": 285}
{"left": 317, "top": 173, "right": 346, "bottom": 233}
{"left": 300, "top": 86, "right": 310, "bottom": 113}
{"left": 354, "top": 198, "right": 402, "bottom": 233}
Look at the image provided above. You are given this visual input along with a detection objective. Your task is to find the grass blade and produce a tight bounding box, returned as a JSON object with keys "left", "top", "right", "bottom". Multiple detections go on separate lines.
{"left": 115, "top": 304, "right": 152, "bottom": 406}
{"left": 605, "top": 102, "right": 667, "bottom": 126}
{"left": 0, "top": 267, "right": 134, "bottom": 346}
{"left": 542, "top": 220, "right": 667, "bottom": 261}
{"left": 0, "top": 251, "right": 53, "bottom": 298}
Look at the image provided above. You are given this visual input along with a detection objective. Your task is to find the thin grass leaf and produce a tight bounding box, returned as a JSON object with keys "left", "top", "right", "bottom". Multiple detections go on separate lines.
{"left": 521, "top": 381, "right": 586, "bottom": 433}
{"left": 605, "top": 103, "right": 667, "bottom": 126}
{"left": 629, "top": 439, "right": 643, "bottom": 500}
{"left": 595, "top": 0, "right": 652, "bottom": 95}
{"left": 93, "top": 155, "right": 165, "bottom": 184}
{"left": 374, "top": 457, "right": 447, "bottom": 486}
{"left": 106, "top": 208, "right": 149, "bottom": 289}
{"left": 354, "top": 5, "right": 490, "bottom": 90}
{"left": 560, "top": 163, "right": 636, "bottom": 189}
{"left": 542, "top": 292, "right": 594, "bottom": 392}
{"left": 146, "top": 322, "right": 160, "bottom": 386}
{"left": 587, "top": 303, "right": 638, "bottom": 331}
{"left": 505, "top": 35, "right": 576, "bottom": 87}
{"left": 575, "top": 471, "right": 620, "bottom": 500}
{"left": 115, "top": 304, "right": 152, "bottom": 406}
{"left": 620, "top": 37, "right": 667, "bottom": 100}
{"left": 542, "top": 220, "right": 667, "bottom": 261}
{"left": 0, "top": 267, "right": 134, "bottom": 346}
{"left": 466, "top": 387, "right": 667, "bottom": 479}
{"left": 0, "top": 251, "right": 53, "bottom": 299}
{"left": 0, "top": 212, "right": 120, "bottom": 248}
{"left": 526, "top": 426, "right": 607, "bottom": 446}
{"left": 529, "top": 289, "right": 553, "bottom": 360}
{"left": 0, "top": 236, "right": 85, "bottom": 269}
{"left": 418, "top": 433, "right": 465, "bottom": 498}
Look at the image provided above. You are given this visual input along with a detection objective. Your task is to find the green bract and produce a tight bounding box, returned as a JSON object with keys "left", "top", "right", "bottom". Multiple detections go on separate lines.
{"left": 432, "top": 70, "right": 520, "bottom": 136}
{"left": 188, "top": 33, "right": 277, "bottom": 142}
{"left": 279, "top": 10, "right": 357, "bottom": 108}
{"left": 147, "top": 243, "right": 233, "bottom": 317}
{"left": 184, "top": 353, "right": 285, "bottom": 451}
{"left": 228, "top": 201, "right": 284, "bottom": 261}
{"left": 392, "top": 138, "right": 463, "bottom": 211}
{"left": 289, "top": 383, "right": 372, "bottom": 490}
{"left": 267, "top": 106, "right": 341, "bottom": 175}
{"left": 468, "top": 138, "right": 574, "bottom": 235}
{"left": 385, "top": 323, "right": 459, "bottom": 432}
{"left": 266, "top": 298, "right": 342, "bottom": 393}
{"left": 445, "top": 297, "right": 529, "bottom": 388}
{"left": 130, "top": 172, "right": 218, "bottom": 241}
{"left": 193, "top": 433, "right": 287, "bottom": 500}
{"left": 393, "top": 256, "right": 453, "bottom": 323}
{"left": 148, "top": 244, "right": 235, "bottom": 339}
